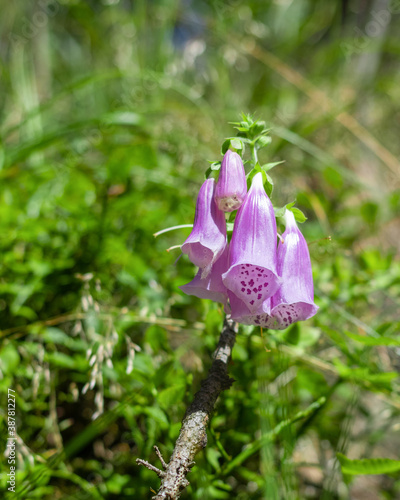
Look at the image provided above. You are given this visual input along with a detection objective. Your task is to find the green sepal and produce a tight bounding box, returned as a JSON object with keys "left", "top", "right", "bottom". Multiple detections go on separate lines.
{"left": 221, "top": 139, "right": 231, "bottom": 155}
{"left": 274, "top": 202, "right": 307, "bottom": 223}
{"left": 255, "top": 135, "right": 271, "bottom": 149}
{"left": 221, "top": 137, "right": 245, "bottom": 155}
{"left": 246, "top": 163, "right": 273, "bottom": 197}
{"left": 289, "top": 206, "right": 307, "bottom": 223}
{"left": 205, "top": 161, "right": 222, "bottom": 179}
{"left": 260, "top": 161, "right": 285, "bottom": 172}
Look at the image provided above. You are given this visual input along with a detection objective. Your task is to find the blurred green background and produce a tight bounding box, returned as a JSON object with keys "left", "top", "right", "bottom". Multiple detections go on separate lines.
{"left": 1, "top": 0, "right": 400, "bottom": 498}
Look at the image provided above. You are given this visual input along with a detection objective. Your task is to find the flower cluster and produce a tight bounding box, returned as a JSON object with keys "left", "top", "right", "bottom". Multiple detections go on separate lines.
{"left": 180, "top": 149, "right": 318, "bottom": 330}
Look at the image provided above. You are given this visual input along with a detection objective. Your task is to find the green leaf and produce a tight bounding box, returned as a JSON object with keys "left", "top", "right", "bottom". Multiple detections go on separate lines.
{"left": 230, "top": 138, "right": 243, "bottom": 151}
{"left": 323, "top": 166, "right": 343, "bottom": 189}
{"left": 221, "top": 139, "right": 231, "bottom": 155}
{"left": 255, "top": 135, "right": 271, "bottom": 149}
{"left": 158, "top": 384, "right": 186, "bottom": 410}
{"left": 281, "top": 324, "right": 321, "bottom": 348}
{"left": 264, "top": 172, "right": 274, "bottom": 197}
{"left": 144, "top": 325, "right": 169, "bottom": 353}
{"left": 208, "top": 161, "right": 222, "bottom": 171}
{"left": 343, "top": 330, "right": 400, "bottom": 346}
{"left": 206, "top": 447, "right": 222, "bottom": 472}
{"left": 102, "top": 111, "right": 142, "bottom": 126}
{"left": 0, "top": 343, "right": 20, "bottom": 374}
{"left": 261, "top": 161, "right": 285, "bottom": 172}
{"left": 360, "top": 201, "right": 379, "bottom": 226}
{"left": 251, "top": 121, "right": 267, "bottom": 135}
{"left": 41, "top": 327, "right": 87, "bottom": 352}
{"left": 45, "top": 351, "right": 80, "bottom": 369}
{"left": 333, "top": 360, "right": 398, "bottom": 386}
{"left": 144, "top": 407, "right": 169, "bottom": 429}
{"left": 274, "top": 201, "right": 295, "bottom": 219}
{"left": 289, "top": 206, "right": 307, "bottom": 223}
{"left": 337, "top": 453, "right": 400, "bottom": 475}
{"left": 274, "top": 206, "right": 286, "bottom": 218}
{"left": 246, "top": 163, "right": 273, "bottom": 196}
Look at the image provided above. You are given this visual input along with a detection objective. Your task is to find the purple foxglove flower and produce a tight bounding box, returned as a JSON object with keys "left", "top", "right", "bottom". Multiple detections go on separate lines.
{"left": 269, "top": 210, "right": 319, "bottom": 329}
{"left": 181, "top": 178, "right": 227, "bottom": 276}
{"left": 179, "top": 244, "right": 229, "bottom": 305}
{"left": 215, "top": 150, "right": 247, "bottom": 212}
{"left": 222, "top": 172, "right": 281, "bottom": 313}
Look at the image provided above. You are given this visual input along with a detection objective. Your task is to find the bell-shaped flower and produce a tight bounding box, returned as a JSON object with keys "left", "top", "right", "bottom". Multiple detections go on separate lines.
{"left": 215, "top": 150, "right": 247, "bottom": 212}
{"left": 269, "top": 210, "right": 319, "bottom": 329}
{"left": 181, "top": 178, "right": 227, "bottom": 277}
{"left": 222, "top": 172, "right": 281, "bottom": 313}
{"left": 179, "top": 244, "right": 229, "bottom": 305}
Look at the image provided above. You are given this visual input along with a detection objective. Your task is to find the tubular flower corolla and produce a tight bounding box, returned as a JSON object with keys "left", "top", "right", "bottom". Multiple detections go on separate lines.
{"left": 181, "top": 178, "right": 227, "bottom": 277}
{"left": 222, "top": 172, "right": 281, "bottom": 313}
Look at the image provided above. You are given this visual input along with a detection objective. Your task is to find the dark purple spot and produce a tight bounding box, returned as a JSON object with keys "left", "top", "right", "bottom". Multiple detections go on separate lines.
{"left": 253, "top": 288, "right": 258, "bottom": 293}
{"left": 250, "top": 300, "right": 254, "bottom": 305}
{"left": 247, "top": 289, "right": 251, "bottom": 295}
{"left": 241, "top": 281, "right": 246, "bottom": 286}
{"left": 249, "top": 279, "right": 254, "bottom": 287}
{"left": 258, "top": 285, "right": 262, "bottom": 291}
{"left": 257, "top": 294, "right": 262, "bottom": 299}
{"left": 246, "top": 264, "right": 250, "bottom": 267}
{"left": 263, "top": 283, "right": 268, "bottom": 288}
{"left": 241, "top": 288, "right": 245, "bottom": 292}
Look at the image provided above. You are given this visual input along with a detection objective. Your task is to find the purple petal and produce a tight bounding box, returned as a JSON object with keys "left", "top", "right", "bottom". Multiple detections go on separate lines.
{"left": 270, "top": 210, "right": 319, "bottom": 329}
{"left": 229, "top": 292, "right": 277, "bottom": 328}
{"left": 270, "top": 302, "right": 319, "bottom": 330}
{"left": 222, "top": 172, "right": 281, "bottom": 312}
{"left": 215, "top": 150, "right": 247, "bottom": 212}
{"left": 181, "top": 178, "right": 227, "bottom": 275}
{"left": 179, "top": 245, "right": 229, "bottom": 305}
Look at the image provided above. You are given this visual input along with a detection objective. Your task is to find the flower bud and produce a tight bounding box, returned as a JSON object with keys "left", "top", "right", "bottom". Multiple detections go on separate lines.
{"left": 215, "top": 150, "right": 247, "bottom": 212}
